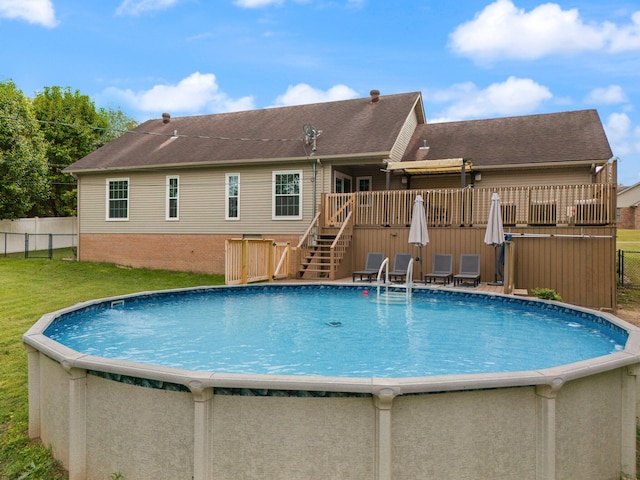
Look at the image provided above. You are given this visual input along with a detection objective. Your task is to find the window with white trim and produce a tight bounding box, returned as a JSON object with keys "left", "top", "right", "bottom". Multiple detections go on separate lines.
{"left": 356, "top": 175, "right": 372, "bottom": 207}
{"left": 273, "top": 170, "right": 302, "bottom": 219}
{"left": 106, "top": 178, "right": 129, "bottom": 221}
{"left": 226, "top": 173, "right": 240, "bottom": 220}
{"left": 166, "top": 176, "right": 179, "bottom": 220}
{"left": 356, "top": 176, "right": 372, "bottom": 192}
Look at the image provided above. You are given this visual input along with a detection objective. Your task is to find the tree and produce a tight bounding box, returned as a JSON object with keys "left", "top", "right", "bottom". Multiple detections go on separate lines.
{"left": 31, "top": 86, "right": 110, "bottom": 216}
{"left": 0, "top": 80, "right": 49, "bottom": 219}
{"left": 98, "top": 106, "right": 138, "bottom": 145}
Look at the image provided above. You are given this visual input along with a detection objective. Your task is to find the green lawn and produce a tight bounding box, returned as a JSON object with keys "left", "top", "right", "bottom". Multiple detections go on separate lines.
{"left": 0, "top": 252, "right": 223, "bottom": 479}
{"left": 618, "top": 229, "right": 640, "bottom": 251}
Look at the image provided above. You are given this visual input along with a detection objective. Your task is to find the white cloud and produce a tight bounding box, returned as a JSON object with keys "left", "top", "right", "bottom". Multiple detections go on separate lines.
{"left": 271, "top": 83, "right": 359, "bottom": 107}
{"left": 0, "top": 0, "right": 57, "bottom": 27}
{"left": 585, "top": 85, "right": 628, "bottom": 105}
{"left": 101, "top": 72, "right": 255, "bottom": 115}
{"left": 449, "top": 0, "right": 640, "bottom": 61}
{"left": 608, "top": 11, "right": 640, "bottom": 52}
{"left": 116, "top": 0, "right": 180, "bottom": 16}
{"left": 605, "top": 112, "right": 640, "bottom": 156}
{"left": 233, "top": 0, "right": 284, "bottom": 7}
{"left": 604, "top": 112, "right": 640, "bottom": 184}
{"left": 428, "top": 77, "right": 552, "bottom": 121}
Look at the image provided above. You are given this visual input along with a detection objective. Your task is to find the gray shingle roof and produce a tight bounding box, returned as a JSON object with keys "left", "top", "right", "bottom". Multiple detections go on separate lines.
{"left": 403, "top": 109, "right": 612, "bottom": 167}
{"left": 64, "top": 91, "right": 423, "bottom": 173}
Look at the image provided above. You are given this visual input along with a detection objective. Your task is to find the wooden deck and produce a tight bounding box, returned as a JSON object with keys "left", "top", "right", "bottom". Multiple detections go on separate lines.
{"left": 279, "top": 276, "right": 526, "bottom": 298}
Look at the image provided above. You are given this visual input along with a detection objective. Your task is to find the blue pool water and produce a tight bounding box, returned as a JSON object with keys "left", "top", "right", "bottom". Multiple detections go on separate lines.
{"left": 44, "top": 286, "right": 627, "bottom": 378}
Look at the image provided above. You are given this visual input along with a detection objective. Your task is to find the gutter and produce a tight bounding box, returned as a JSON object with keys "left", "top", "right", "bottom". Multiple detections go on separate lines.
{"left": 63, "top": 151, "right": 392, "bottom": 175}
{"left": 476, "top": 159, "right": 608, "bottom": 170}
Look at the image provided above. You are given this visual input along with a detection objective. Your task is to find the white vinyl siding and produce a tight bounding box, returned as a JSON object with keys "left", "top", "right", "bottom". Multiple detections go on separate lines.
{"left": 78, "top": 165, "right": 314, "bottom": 235}
{"left": 225, "top": 173, "right": 240, "bottom": 220}
{"left": 106, "top": 178, "right": 129, "bottom": 221}
{"left": 272, "top": 170, "right": 302, "bottom": 220}
{"left": 166, "top": 176, "right": 179, "bottom": 220}
{"left": 389, "top": 108, "right": 419, "bottom": 163}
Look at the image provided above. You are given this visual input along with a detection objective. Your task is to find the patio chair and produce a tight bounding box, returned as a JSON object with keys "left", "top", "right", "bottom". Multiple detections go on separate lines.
{"left": 453, "top": 254, "right": 481, "bottom": 287}
{"left": 424, "top": 253, "right": 453, "bottom": 285}
{"left": 352, "top": 252, "right": 384, "bottom": 282}
{"left": 388, "top": 253, "right": 413, "bottom": 282}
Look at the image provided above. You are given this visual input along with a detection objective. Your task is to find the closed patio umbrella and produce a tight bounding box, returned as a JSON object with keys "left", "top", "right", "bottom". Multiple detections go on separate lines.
{"left": 484, "top": 192, "right": 505, "bottom": 285}
{"left": 408, "top": 194, "right": 429, "bottom": 279}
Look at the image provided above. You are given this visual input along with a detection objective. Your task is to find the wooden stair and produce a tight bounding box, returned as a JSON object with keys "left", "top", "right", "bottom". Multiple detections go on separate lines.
{"left": 298, "top": 231, "right": 336, "bottom": 279}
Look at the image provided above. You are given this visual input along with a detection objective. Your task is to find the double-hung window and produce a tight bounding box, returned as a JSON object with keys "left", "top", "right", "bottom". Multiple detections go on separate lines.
{"left": 225, "top": 173, "right": 240, "bottom": 220}
{"left": 273, "top": 170, "right": 302, "bottom": 219}
{"left": 166, "top": 176, "right": 179, "bottom": 220}
{"left": 106, "top": 178, "right": 129, "bottom": 221}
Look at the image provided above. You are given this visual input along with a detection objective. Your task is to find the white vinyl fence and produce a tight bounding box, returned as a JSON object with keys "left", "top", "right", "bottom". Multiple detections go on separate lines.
{"left": 0, "top": 217, "right": 77, "bottom": 256}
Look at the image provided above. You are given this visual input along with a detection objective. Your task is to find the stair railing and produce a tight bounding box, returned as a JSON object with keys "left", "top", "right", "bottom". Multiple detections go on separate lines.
{"left": 297, "top": 211, "right": 321, "bottom": 276}
{"left": 329, "top": 211, "right": 353, "bottom": 280}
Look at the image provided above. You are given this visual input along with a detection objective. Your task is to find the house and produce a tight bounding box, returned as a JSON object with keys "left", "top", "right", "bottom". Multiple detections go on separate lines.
{"left": 64, "top": 90, "right": 617, "bottom": 308}
{"left": 618, "top": 182, "right": 640, "bottom": 229}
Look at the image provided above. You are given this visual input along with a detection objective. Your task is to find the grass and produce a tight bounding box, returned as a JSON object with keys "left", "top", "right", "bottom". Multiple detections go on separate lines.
{"left": 0, "top": 250, "right": 223, "bottom": 479}
{"left": 618, "top": 229, "right": 640, "bottom": 251}
{"left": 619, "top": 230, "right": 640, "bottom": 293}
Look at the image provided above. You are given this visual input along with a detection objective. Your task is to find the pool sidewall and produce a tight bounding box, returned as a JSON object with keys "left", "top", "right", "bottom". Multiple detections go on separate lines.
{"left": 23, "top": 284, "right": 640, "bottom": 480}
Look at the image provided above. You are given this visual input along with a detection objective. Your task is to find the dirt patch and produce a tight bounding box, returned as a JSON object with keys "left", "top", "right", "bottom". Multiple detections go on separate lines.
{"left": 615, "top": 308, "right": 640, "bottom": 327}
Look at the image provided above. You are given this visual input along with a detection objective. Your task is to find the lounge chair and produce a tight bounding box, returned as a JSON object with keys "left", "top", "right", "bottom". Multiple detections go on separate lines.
{"left": 424, "top": 253, "right": 453, "bottom": 285}
{"left": 388, "top": 253, "right": 413, "bottom": 282}
{"left": 453, "top": 254, "right": 481, "bottom": 287}
{"left": 352, "top": 252, "right": 384, "bottom": 282}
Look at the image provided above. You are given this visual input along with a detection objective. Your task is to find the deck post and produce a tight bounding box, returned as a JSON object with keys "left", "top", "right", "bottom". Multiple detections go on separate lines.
{"left": 241, "top": 240, "right": 248, "bottom": 284}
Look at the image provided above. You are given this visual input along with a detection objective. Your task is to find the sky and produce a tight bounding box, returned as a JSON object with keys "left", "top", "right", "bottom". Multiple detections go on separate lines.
{"left": 1, "top": 0, "right": 639, "bottom": 185}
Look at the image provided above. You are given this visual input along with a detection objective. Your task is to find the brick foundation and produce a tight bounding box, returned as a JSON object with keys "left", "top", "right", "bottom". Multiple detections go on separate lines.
{"left": 79, "top": 233, "right": 299, "bottom": 275}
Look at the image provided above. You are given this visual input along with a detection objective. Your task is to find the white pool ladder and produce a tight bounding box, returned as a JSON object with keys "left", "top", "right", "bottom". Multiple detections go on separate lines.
{"left": 375, "top": 257, "right": 414, "bottom": 303}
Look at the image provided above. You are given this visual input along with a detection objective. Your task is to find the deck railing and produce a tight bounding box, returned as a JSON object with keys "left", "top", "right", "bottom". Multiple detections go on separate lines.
{"left": 226, "top": 239, "right": 291, "bottom": 285}
{"left": 323, "top": 183, "right": 616, "bottom": 228}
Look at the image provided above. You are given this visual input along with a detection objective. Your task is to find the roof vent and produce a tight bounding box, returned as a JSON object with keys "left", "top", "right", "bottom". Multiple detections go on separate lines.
{"left": 162, "top": 113, "right": 171, "bottom": 124}
{"left": 370, "top": 89, "right": 380, "bottom": 103}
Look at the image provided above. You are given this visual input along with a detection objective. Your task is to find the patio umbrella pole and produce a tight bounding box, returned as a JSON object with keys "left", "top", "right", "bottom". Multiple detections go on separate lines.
{"left": 490, "top": 244, "right": 500, "bottom": 285}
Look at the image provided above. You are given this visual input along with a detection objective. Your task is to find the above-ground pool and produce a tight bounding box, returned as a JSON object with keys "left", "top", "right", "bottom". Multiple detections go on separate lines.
{"left": 44, "top": 285, "right": 626, "bottom": 378}
{"left": 23, "top": 283, "right": 640, "bottom": 480}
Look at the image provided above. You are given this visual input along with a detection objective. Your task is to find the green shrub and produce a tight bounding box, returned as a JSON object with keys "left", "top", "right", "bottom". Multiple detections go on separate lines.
{"left": 531, "top": 287, "right": 562, "bottom": 301}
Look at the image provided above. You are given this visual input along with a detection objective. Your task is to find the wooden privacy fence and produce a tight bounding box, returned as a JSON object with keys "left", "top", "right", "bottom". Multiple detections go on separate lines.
{"left": 323, "top": 184, "right": 616, "bottom": 228}
{"left": 225, "top": 239, "right": 290, "bottom": 285}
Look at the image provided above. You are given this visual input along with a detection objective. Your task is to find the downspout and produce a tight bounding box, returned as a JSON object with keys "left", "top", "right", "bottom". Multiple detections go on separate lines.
{"left": 460, "top": 161, "right": 466, "bottom": 226}
{"left": 312, "top": 159, "right": 317, "bottom": 215}
{"left": 385, "top": 162, "right": 390, "bottom": 191}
